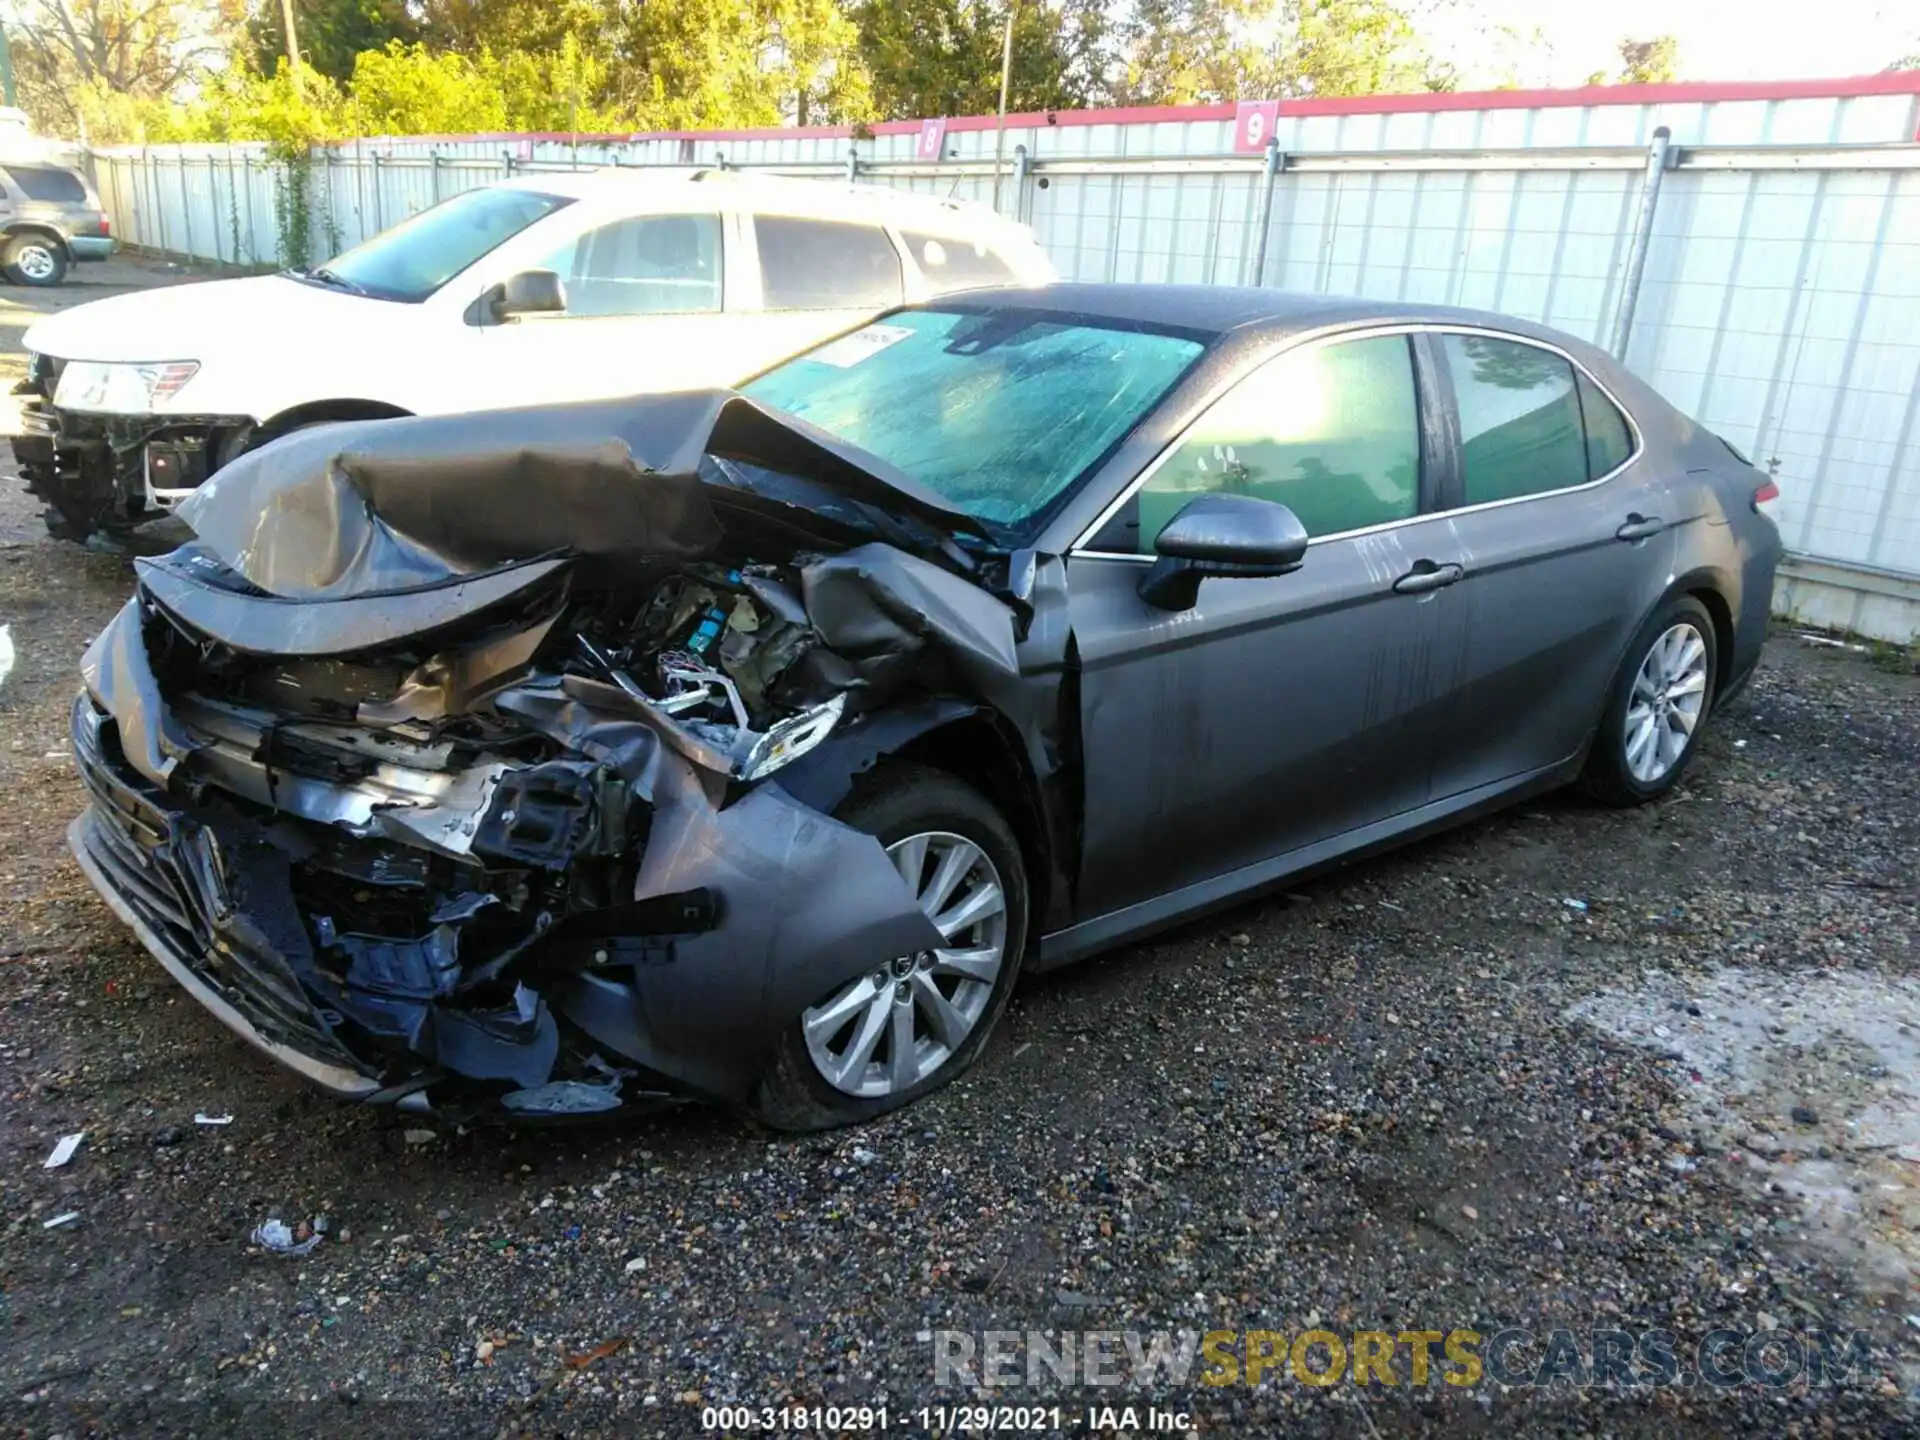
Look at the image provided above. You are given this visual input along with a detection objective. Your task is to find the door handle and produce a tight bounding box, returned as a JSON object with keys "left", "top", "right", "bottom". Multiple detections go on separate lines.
{"left": 1392, "top": 561, "right": 1463, "bottom": 595}
{"left": 1616, "top": 514, "right": 1666, "bottom": 541}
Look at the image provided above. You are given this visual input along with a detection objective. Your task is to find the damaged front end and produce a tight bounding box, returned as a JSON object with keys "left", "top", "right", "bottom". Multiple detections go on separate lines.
{"left": 67, "top": 391, "right": 1030, "bottom": 1120}
{"left": 11, "top": 357, "right": 250, "bottom": 543}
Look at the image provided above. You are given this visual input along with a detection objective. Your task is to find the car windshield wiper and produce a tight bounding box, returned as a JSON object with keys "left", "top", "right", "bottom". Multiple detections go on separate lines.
{"left": 301, "top": 266, "right": 372, "bottom": 297}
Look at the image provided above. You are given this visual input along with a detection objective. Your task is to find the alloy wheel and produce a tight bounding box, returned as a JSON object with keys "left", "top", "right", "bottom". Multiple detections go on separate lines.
{"left": 1624, "top": 621, "right": 1709, "bottom": 784}
{"left": 17, "top": 245, "right": 56, "bottom": 281}
{"left": 802, "top": 831, "right": 1008, "bottom": 1098}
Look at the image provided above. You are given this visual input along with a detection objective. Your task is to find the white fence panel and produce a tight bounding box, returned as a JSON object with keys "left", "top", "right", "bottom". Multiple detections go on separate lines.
{"left": 75, "top": 78, "right": 1920, "bottom": 638}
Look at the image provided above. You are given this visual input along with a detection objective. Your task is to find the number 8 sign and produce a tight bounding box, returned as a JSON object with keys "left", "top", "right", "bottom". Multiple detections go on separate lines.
{"left": 1234, "top": 100, "right": 1280, "bottom": 154}
{"left": 917, "top": 118, "right": 949, "bottom": 161}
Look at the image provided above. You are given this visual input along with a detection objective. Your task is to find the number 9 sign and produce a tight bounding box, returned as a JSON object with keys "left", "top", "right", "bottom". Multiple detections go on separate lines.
{"left": 1234, "top": 100, "right": 1280, "bottom": 154}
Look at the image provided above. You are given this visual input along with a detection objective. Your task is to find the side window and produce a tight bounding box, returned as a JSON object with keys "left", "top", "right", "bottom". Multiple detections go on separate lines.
{"left": 1576, "top": 369, "right": 1634, "bottom": 479}
{"left": 532, "top": 214, "right": 721, "bottom": 317}
{"left": 1133, "top": 335, "right": 1421, "bottom": 552}
{"left": 7, "top": 166, "right": 87, "bottom": 203}
{"left": 1443, "top": 334, "right": 1589, "bottom": 505}
{"left": 902, "top": 230, "right": 1017, "bottom": 293}
{"left": 756, "top": 217, "right": 903, "bottom": 310}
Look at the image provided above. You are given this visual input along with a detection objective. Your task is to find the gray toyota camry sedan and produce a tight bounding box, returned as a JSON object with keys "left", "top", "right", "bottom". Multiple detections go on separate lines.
{"left": 67, "top": 285, "right": 1782, "bottom": 1128}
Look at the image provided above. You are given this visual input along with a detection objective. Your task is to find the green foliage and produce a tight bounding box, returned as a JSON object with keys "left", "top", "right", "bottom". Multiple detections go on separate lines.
{"left": 1590, "top": 36, "right": 1681, "bottom": 86}
{"left": 24, "top": 0, "right": 1462, "bottom": 153}
{"left": 1108, "top": 0, "right": 1449, "bottom": 106}
{"left": 1618, "top": 37, "right": 1679, "bottom": 85}
{"left": 855, "top": 0, "right": 1106, "bottom": 117}
{"left": 486, "top": 36, "right": 630, "bottom": 133}
{"left": 11, "top": 0, "right": 236, "bottom": 141}
{"left": 1109, "top": 0, "right": 1268, "bottom": 105}
{"left": 346, "top": 42, "right": 509, "bottom": 134}
{"left": 610, "top": 0, "right": 875, "bottom": 128}
{"left": 419, "top": 0, "right": 609, "bottom": 56}
{"left": 1273, "top": 0, "right": 1452, "bottom": 97}
{"left": 249, "top": 0, "right": 422, "bottom": 83}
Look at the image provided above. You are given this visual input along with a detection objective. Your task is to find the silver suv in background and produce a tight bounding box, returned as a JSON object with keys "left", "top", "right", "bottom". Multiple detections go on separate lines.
{"left": 0, "top": 163, "right": 114, "bottom": 286}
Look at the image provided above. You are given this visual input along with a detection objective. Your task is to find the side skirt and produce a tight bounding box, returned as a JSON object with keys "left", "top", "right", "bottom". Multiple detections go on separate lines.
{"left": 1032, "top": 756, "right": 1582, "bottom": 972}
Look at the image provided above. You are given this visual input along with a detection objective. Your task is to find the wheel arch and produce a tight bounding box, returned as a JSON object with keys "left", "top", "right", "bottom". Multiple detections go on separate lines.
{"left": 256, "top": 398, "right": 415, "bottom": 441}
{"left": 3, "top": 223, "right": 71, "bottom": 258}
{"left": 888, "top": 713, "right": 1052, "bottom": 939}
{"left": 1663, "top": 566, "right": 1738, "bottom": 706}
{"left": 778, "top": 700, "right": 1057, "bottom": 959}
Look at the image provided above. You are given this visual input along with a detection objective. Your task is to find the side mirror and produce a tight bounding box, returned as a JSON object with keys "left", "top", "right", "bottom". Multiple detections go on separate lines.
{"left": 489, "top": 268, "right": 567, "bottom": 321}
{"left": 1138, "top": 493, "right": 1310, "bottom": 611}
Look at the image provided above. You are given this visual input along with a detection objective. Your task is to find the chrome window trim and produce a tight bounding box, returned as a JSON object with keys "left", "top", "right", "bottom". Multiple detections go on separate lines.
{"left": 1066, "top": 321, "right": 1646, "bottom": 563}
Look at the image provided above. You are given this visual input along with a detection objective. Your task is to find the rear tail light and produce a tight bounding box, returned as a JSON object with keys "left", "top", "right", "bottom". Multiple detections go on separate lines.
{"left": 1753, "top": 479, "right": 1781, "bottom": 520}
{"left": 98, "top": 212, "right": 110, "bottom": 236}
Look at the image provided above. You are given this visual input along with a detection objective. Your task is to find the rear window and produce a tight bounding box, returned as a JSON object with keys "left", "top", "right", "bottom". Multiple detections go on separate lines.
{"left": 6, "top": 166, "right": 88, "bottom": 203}
{"left": 756, "top": 217, "right": 903, "bottom": 310}
{"left": 1576, "top": 370, "right": 1635, "bottom": 479}
{"left": 1444, "top": 334, "right": 1590, "bottom": 505}
{"left": 902, "top": 231, "right": 1018, "bottom": 293}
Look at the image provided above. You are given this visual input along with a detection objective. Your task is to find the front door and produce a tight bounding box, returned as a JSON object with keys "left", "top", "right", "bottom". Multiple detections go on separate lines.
{"left": 1067, "top": 333, "right": 1460, "bottom": 920}
{"left": 463, "top": 209, "right": 753, "bottom": 410}
{"left": 1423, "top": 332, "right": 1678, "bottom": 797}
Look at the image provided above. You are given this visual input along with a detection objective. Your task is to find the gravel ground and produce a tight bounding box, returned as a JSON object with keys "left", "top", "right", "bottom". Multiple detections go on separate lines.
{"left": 1, "top": 261, "right": 1917, "bottom": 1438}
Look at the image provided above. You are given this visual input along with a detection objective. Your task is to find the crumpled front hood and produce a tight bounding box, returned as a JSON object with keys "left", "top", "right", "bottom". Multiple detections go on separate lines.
{"left": 24, "top": 273, "right": 390, "bottom": 367}
{"left": 175, "top": 389, "right": 982, "bottom": 600}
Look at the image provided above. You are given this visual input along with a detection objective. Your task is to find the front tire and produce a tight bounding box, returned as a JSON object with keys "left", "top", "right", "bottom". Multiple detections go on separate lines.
{"left": 751, "top": 764, "right": 1029, "bottom": 1132}
{"left": 1579, "top": 595, "right": 1718, "bottom": 806}
{"left": 5, "top": 235, "right": 69, "bottom": 287}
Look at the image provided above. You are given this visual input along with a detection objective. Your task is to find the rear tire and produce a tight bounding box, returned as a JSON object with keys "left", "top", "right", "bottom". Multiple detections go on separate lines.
{"left": 1579, "top": 595, "right": 1718, "bottom": 807}
{"left": 5, "top": 235, "right": 69, "bottom": 287}
{"left": 750, "top": 763, "right": 1028, "bottom": 1132}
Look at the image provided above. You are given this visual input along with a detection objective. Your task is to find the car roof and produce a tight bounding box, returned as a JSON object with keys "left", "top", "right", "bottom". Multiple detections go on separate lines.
{"left": 943, "top": 282, "right": 1601, "bottom": 353}
{"left": 493, "top": 167, "right": 1027, "bottom": 237}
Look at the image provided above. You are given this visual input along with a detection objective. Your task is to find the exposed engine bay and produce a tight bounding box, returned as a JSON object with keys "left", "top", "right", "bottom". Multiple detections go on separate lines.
{"left": 68, "top": 390, "right": 1050, "bottom": 1120}
{"left": 575, "top": 561, "right": 849, "bottom": 777}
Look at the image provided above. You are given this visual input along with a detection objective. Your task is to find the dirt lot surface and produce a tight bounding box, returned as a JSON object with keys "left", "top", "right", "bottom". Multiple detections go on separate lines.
{"left": 1, "top": 261, "right": 1917, "bottom": 1438}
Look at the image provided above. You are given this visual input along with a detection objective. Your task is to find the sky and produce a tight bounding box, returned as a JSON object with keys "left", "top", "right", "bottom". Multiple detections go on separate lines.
{"left": 1423, "top": 0, "right": 1918, "bottom": 86}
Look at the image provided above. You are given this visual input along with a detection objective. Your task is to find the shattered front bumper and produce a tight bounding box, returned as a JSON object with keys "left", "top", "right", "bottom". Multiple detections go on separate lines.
{"left": 68, "top": 698, "right": 386, "bottom": 1100}
{"left": 10, "top": 396, "right": 251, "bottom": 540}
{"left": 67, "top": 680, "right": 947, "bottom": 1119}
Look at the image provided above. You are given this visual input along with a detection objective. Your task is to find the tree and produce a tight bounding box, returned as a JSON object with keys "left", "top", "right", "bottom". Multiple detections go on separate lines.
{"left": 1107, "top": 0, "right": 1265, "bottom": 105}
{"left": 9, "top": 0, "right": 239, "bottom": 137}
{"left": 854, "top": 0, "right": 1106, "bottom": 118}
{"left": 248, "top": 0, "right": 420, "bottom": 84}
{"left": 1590, "top": 35, "right": 1680, "bottom": 86}
{"left": 344, "top": 41, "right": 508, "bottom": 134}
{"left": 1267, "top": 0, "right": 1454, "bottom": 97}
{"left": 1110, "top": 0, "right": 1447, "bottom": 107}
{"left": 611, "top": 0, "right": 875, "bottom": 128}
{"left": 416, "top": 0, "right": 610, "bottom": 57}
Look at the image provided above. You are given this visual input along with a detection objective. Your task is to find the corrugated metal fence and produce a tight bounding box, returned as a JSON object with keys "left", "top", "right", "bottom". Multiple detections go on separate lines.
{"left": 83, "top": 81, "right": 1920, "bottom": 640}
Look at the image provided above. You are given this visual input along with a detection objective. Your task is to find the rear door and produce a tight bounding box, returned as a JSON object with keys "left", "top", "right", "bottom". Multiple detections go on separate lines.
{"left": 1424, "top": 330, "right": 1676, "bottom": 797}
{"left": 1067, "top": 332, "right": 1460, "bottom": 920}
{"left": 736, "top": 213, "right": 907, "bottom": 367}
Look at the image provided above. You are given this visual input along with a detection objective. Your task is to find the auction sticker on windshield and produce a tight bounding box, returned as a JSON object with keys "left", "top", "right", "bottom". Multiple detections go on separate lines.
{"left": 805, "top": 323, "right": 917, "bottom": 369}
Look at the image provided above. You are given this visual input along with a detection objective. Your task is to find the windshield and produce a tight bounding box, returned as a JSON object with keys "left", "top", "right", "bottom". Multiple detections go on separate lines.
{"left": 742, "top": 308, "right": 1206, "bottom": 532}
{"left": 306, "top": 187, "right": 573, "bottom": 302}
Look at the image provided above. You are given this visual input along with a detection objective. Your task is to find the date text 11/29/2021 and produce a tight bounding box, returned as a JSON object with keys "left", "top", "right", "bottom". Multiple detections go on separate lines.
{"left": 701, "top": 1405, "right": 1194, "bottom": 1431}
